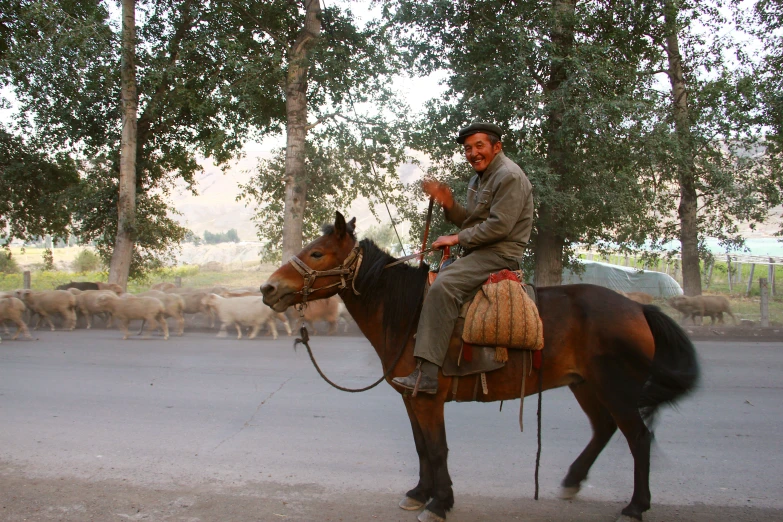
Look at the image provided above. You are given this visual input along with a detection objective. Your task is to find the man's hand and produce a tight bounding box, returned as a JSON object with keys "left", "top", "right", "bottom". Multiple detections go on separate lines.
{"left": 432, "top": 234, "right": 460, "bottom": 249}
{"left": 422, "top": 178, "right": 454, "bottom": 210}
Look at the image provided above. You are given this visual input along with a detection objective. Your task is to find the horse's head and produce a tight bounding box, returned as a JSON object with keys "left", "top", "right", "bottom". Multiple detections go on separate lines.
{"left": 261, "top": 212, "right": 358, "bottom": 312}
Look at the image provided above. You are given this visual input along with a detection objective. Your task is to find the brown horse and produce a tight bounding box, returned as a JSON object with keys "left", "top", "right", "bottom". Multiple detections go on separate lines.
{"left": 261, "top": 212, "right": 700, "bottom": 522}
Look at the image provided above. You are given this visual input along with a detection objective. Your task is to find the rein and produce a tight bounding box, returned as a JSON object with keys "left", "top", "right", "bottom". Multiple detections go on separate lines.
{"left": 294, "top": 296, "right": 423, "bottom": 393}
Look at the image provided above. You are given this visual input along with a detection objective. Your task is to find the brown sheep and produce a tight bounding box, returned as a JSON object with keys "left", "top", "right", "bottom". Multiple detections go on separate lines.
{"left": 0, "top": 296, "right": 31, "bottom": 340}
{"left": 287, "top": 295, "right": 340, "bottom": 335}
{"left": 619, "top": 291, "right": 655, "bottom": 305}
{"left": 151, "top": 282, "right": 176, "bottom": 291}
{"left": 74, "top": 290, "right": 117, "bottom": 328}
{"left": 668, "top": 295, "right": 737, "bottom": 325}
{"left": 16, "top": 290, "right": 77, "bottom": 331}
{"left": 136, "top": 290, "right": 186, "bottom": 336}
{"left": 97, "top": 282, "right": 124, "bottom": 295}
{"left": 97, "top": 294, "right": 169, "bottom": 340}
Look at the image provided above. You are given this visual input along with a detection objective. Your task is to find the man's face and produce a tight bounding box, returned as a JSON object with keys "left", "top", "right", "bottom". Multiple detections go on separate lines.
{"left": 463, "top": 133, "right": 502, "bottom": 173}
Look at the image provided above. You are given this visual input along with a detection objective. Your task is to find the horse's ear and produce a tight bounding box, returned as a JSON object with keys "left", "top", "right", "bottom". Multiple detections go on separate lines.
{"left": 334, "top": 211, "right": 347, "bottom": 238}
{"left": 346, "top": 217, "right": 356, "bottom": 236}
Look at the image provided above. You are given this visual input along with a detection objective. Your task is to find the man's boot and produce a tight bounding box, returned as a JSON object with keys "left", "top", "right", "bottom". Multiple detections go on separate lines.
{"left": 392, "top": 359, "right": 439, "bottom": 394}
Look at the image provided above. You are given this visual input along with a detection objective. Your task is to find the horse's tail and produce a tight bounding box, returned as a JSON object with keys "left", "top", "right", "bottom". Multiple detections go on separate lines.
{"left": 639, "top": 304, "right": 701, "bottom": 424}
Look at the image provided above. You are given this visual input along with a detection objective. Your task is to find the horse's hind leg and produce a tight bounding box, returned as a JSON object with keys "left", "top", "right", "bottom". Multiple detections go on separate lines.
{"left": 561, "top": 381, "right": 617, "bottom": 498}
{"left": 592, "top": 358, "right": 652, "bottom": 520}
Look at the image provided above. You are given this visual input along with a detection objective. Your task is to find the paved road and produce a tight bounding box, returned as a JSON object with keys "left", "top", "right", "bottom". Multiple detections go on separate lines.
{"left": 0, "top": 328, "right": 781, "bottom": 521}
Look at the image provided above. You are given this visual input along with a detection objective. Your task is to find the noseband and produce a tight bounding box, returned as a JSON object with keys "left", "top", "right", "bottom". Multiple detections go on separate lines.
{"left": 288, "top": 244, "right": 363, "bottom": 306}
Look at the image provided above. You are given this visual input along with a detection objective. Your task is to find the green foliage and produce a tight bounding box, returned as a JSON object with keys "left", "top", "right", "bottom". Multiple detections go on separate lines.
{"left": 239, "top": 131, "right": 409, "bottom": 261}
{"left": 0, "top": 0, "right": 291, "bottom": 276}
{"left": 41, "top": 248, "right": 54, "bottom": 271}
{"left": 1, "top": 0, "right": 407, "bottom": 272}
{"left": 184, "top": 230, "right": 202, "bottom": 246}
{"left": 748, "top": 0, "right": 783, "bottom": 236}
{"left": 0, "top": 251, "right": 20, "bottom": 274}
{"left": 361, "top": 223, "right": 408, "bottom": 256}
{"left": 384, "top": 0, "right": 780, "bottom": 277}
{"left": 0, "top": 127, "right": 80, "bottom": 242}
{"left": 69, "top": 162, "right": 187, "bottom": 279}
{"left": 203, "top": 229, "right": 240, "bottom": 245}
{"left": 71, "top": 249, "right": 103, "bottom": 272}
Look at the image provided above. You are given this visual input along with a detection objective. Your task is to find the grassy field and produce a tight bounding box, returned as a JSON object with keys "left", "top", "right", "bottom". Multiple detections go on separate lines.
{"left": 0, "top": 265, "right": 278, "bottom": 294}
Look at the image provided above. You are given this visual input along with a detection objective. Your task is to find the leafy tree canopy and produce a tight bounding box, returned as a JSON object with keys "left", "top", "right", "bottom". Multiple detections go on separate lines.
{"left": 384, "top": 0, "right": 780, "bottom": 269}
{"left": 0, "top": 126, "right": 80, "bottom": 243}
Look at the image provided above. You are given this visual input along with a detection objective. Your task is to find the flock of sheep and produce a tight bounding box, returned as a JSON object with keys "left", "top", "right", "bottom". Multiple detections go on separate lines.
{"left": 0, "top": 281, "right": 349, "bottom": 343}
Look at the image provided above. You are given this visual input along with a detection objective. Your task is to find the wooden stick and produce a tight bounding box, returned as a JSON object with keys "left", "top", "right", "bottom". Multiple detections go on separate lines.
{"left": 419, "top": 197, "right": 435, "bottom": 266}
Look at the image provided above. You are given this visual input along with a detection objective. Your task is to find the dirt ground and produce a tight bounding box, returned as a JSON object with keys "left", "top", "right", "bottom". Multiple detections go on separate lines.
{"left": 0, "top": 468, "right": 777, "bottom": 522}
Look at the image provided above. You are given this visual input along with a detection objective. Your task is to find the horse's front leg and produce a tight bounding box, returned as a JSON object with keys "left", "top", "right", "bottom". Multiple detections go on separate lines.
{"left": 400, "top": 395, "right": 433, "bottom": 511}
{"left": 404, "top": 394, "right": 453, "bottom": 522}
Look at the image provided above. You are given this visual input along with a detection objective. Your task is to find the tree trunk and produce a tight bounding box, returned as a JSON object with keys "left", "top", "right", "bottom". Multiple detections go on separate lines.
{"left": 534, "top": 0, "right": 576, "bottom": 286}
{"left": 281, "top": 0, "right": 321, "bottom": 262}
{"left": 108, "top": 0, "right": 137, "bottom": 290}
{"left": 664, "top": 1, "right": 701, "bottom": 296}
{"left": 534, "top": 207, "right": 566, "bottom": 286}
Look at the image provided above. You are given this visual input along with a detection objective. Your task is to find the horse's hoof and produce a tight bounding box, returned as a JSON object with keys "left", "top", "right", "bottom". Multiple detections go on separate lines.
{"left": 418, "top": 509, "right": 446, "bottom": 522}
{"left": 559, "top": 485, "right": 581, "bottom": 500}
{"left": 399, "top": 496, "right": 425, "bottom": 511}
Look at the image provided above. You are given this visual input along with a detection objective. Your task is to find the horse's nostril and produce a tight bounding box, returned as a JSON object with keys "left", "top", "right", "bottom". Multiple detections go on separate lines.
{"left": 261, "top": 282, "right": 275, "bottom": 296}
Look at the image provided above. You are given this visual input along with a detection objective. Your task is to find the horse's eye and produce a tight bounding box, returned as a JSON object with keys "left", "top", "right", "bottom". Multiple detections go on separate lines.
{"left": 311, "top": 251, "right": 324, "bottom": 259}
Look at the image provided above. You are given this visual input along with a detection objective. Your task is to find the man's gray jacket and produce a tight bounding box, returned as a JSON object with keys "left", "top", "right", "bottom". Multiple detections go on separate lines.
{"left": 444, "top": 151, "right": 534, "bottom": 260}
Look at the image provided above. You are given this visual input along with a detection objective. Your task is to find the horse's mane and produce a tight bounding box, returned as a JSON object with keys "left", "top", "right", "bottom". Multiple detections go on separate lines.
{"left": 351, "top": 237, "right": 430, "bottom": 344}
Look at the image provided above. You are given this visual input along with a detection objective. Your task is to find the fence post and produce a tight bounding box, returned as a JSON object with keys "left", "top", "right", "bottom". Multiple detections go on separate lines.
{"left": 727, "top": 255, "right": 733, "bottom": 293}
{"left": 23, "top": 271, "right": 31, "bottom": 289}
{"left": 746, "top": 263, "right": 756, "bottom": 297}
{"left": 769, "top": 259, "right": 776, "bottom": 297}
{"left": 705, "top": 260, "right": 715, "bottom": 290}
{"left": 760, "top": 278, "right": 769, "bottom": 328}
{"left": 624, "top": 255, "right": 629, "bottom": 267}
{"left": 174, "top": 276, "right": 182, "bottom": 288}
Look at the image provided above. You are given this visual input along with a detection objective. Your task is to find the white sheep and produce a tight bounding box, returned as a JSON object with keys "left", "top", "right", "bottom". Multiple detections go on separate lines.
{"left": 202, "top": 293, "right": 279, "bottom": 340}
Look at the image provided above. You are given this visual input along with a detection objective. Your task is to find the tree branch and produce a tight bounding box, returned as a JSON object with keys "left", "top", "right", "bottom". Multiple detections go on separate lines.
{"left": 137, "top": 0, "right": 197, "bottom": 147}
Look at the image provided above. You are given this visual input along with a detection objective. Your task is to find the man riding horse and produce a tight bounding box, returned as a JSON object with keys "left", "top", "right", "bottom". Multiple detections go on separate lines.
{"left": 392, "top": 122, "right": 534, "bottom": 394}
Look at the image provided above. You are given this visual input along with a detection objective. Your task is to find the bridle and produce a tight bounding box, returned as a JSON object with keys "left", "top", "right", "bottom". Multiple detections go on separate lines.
{"left": 288, "top": 244, "right": 364, "bottom": 307}
{"left": 288, "top": 243, "right": 442, "bottom": 309}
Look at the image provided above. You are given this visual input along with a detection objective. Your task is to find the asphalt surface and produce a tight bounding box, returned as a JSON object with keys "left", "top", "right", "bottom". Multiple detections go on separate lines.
{"left": 0, "top": 325, "right": 781, "bottom": 521}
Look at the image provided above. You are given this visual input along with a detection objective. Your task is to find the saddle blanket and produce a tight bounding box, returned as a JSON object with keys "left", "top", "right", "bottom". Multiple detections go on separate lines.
{"left": 461, "top": 269, "right": 544, "bottom": 351}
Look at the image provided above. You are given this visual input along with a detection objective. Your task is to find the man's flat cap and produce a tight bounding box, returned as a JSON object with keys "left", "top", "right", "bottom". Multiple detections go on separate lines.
{"left": 455, "top": 122, "right": 503, "bottom": 144}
